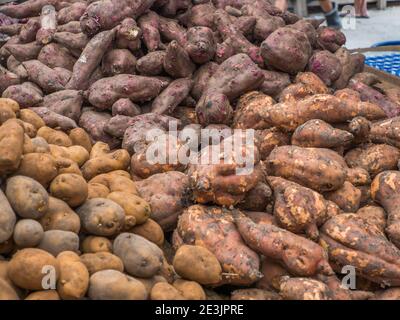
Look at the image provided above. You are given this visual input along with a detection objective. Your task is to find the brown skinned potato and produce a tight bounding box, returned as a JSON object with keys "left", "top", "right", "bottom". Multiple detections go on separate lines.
{"left": 80, "top": 252, "right": 124, "bottom": 275}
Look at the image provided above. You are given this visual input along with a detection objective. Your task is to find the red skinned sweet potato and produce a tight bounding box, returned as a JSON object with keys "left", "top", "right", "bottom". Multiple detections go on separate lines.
{"left": 112, "top": 99, "right": 141, "bottom": 117}
{"left": 307, "top": 50, "right": 342, "bottom": 87}
{"left": 57, "top": 2, "right": 88, "bottom": 25}
{"left": 136, "top": 51, "right": 166, "bottom": 76}
{"left": 115, "top": 18, "right": 142, "bottom": 51}
{"left": 53, "top": 32, "right": 89, "bottom": 54}
{"left": 163, "top": 40, "right": 195, "bottom": 78}
{"left": 176, "top": 205, "right": 262, "bottom": 285}
{"left": 38, "top": 43, "right": 76, "bottom": 71}
{"left": 19, "top": 18, "right": 41, "bottom": 43}
{"left": 22, "top": 60, "right": 65, "bottom": 93}
{"left": 316, "top": 26, "right": 346, "bottom": 53}
{"left": 5, "top": 42, "right": 42, "bottom": 62}
{"left": 101, "top": 49, "right": 136, "bottom": 76}
{"left": 2, "top": 82, "right": 43, "bottom": 108}
{"left": 0, "top": 66, "right": 20, "bottom": 95}
{"left": 138, "top": 11, "right": 163, "bottom": 52}
{"left": 57, "top": 21, "right": 82, "bottom": 33}
{"left": 185, "top": 26, "right": 216, "bottom": 64}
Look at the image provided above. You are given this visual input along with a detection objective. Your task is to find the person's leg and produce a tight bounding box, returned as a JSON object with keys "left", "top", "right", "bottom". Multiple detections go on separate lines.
{"left": 275, "top": 0, "right": 288, "bottom": 12}
{"left": 354, "top": 0, "right": 362, "bottom": 15}
{"left": 361, "top": 0, "right": 369, "bottom": 17}
{"left": 319, "top": 0, "right": 342, "bottom": 28}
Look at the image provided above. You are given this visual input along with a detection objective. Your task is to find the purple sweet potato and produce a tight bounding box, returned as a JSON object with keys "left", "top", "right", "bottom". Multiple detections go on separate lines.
{"left": 101, "top": 49, "right": 136, "bottom": 77}
{"left": 36, "top": 5, "right": 57, "bottom": 45}
{"left": 158, "top": 16, "right": 187, "bottom": 46}
{"left": 30, "top": 106, "right": 78, "bottom": 131}
{"left": 185, "top": 27, "right": 216, "bottom": 64}
{"left": 22, "top": 60, "right": 65, "bottom": 93}
{"left": 307, "top": 50, "right": 342, "bottom": 86}
{"left": 19, "top": 17, "right": 41, "bottom": 43}
{"left": 258, "top": 70, "right": 291, "bottom": 99}
{"left": 0, "top": 0, "right": 59, "bottom": 19}
{"left": 57, "top": 2, "right": 88, "bottom": 25}
{"left": 191, "top": 62, "right": 218, "bottom": 100}
{"left": 7, "top": 55, "right": 28, "bottom": 80}
{"left": 66, "top": 29, "right": 115, "bottom": 90}
{"left": 78, "top": 108, "right": 120, "bottom": 148}
{"left": 38, "top": 43, "right": 76, "bottom": 70}
{"left": 179, "top": 3, "right": 215, "bottom": 28}
{"left": 196, "top": 53, "right": 264, "bottom": 126}
{"left": 5, "top": 42, "right": 42, "bottom": 62}
{"left": 151, "top": 78, "right": 193, "bottom": 115}
{"left": 53, "top": 32, "right": 89, "bottom": 54}
{"left": 0, "top": 24, "right": 22, "bottom": 36}
{"left": 54, "top": 67, "right": 72, "bottom": 86}
{"left": 138, "top": 11, "right": 163, "bottom": 52}
{"left": 136, "top": 51, "right": 166, "bottom": 76}
{"left": 115, "top": 18, "right": 142, "bottom": 52}
{"left": 163, "top": 40, "right": 196, "bottom": 78}
{"left": 80, "top": 0, "right": 156, "bottom": 36}
{"left": 260, "top": 26, "right": 312, "bottom": 75}
{"left": 87, "top": 74, "right": 164, "bottom": 109}
{"left": 2, "top": 82, "right": 43, "bottom": 108}
{"left": 289, "top": 19, "right": 317, "bottom": 47}
{"left": 316, "top": 26, "right": 346, "bottom": 53}
{"left": 0, "top": 65, "right": 20, "bottom": 95}
{"left": 111, "top": 99, "right": 141, "bottom": 117}
{"left": 159, "top": 0, "right": 190, "bottom": 16}
{"left": 57, "top": 21, "right": 82, "bottom": 33}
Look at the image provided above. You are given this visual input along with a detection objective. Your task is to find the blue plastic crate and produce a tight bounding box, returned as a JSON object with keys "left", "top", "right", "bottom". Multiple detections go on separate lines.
{"left": 365, "top": 54, "right": 400, "bottom": 77}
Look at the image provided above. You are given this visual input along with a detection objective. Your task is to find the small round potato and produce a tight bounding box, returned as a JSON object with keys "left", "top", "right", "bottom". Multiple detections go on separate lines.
{"left": 131, "top": 219, "right": 164, "bottom": 247}
{"left": 113, "top": 233, "right": 164, "bottom": 278}
{"left": 88, "top": 270, "right": 148, "bottom": 300}
{"left": 173, "top": 279, "right": 206, "bottom": 300}
{"left": 19, "top": 109, "right": 45, "bottom": 130}
{"left": 38, "top": 230, "right": 80, "bottom": 256}
{"left": 81, "top": 236, "right": 112, "bottom": 254}
{"left": 6, "top": 176, "right": 49, "bottom": 219}
{"left": 69, "top": 128, "right": 92, "bottom": 152}
{"left": 13, "top": 219, "right": 44, "bottom": 248}
{"left": 37, "top": 126, "right": 72, "bottom": 147}
{"left": 80, "top": 252, "right": 124, "bottom": 275}
{"left": 50, "top": 173, "right": 88, "bottom": 207}
{"left": 77, "top": 198, "right": 125, "bottom": 236}
{"left": 39, "top": 197, "right": 81, "bottom": 234}
{"left": 136, "top": 275, "right": 168, "bottom": 295}
{"left": 25, "top": 290, "right": 60, "bottom": 300}
{"left": 7, "top": 248, "right": 59, "bottom": 291}
{"left": 15, "top": 153, "right": 58, "bottom": 187}
{"left": 57, "top": 251, "right": 89, "bottom": 300}
{"left": 173, "top": 245, "right": 222, "bottom": 285}
{"left": 150, "top": 282, "right": 184, "bottom": 300}
{"left": 107, "top": 191, "right": 151, "bottom": 228}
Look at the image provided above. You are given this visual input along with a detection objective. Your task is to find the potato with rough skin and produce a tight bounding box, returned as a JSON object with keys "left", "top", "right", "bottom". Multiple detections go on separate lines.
{"left": 150, "top": 282, "right": 184, "bottom": 300}
{"left": 0, "top": 190, "right": 16, "bottom": 244}
{"left": 258, "top": 70, "right": 291, "bottom": 100}
{"left": 291, "top": 119, "right": 353, "bottom": 148}
{"left": 111, "top": 99, "right": 141, "bottom": 117}
{"left": 158, "top": 15, "right": 187, "bottom": 46}
{"left": 264, "top": 94, "right": 386, "bottom": 132}
{"left": 185, "top": 26, "right": 216, "bottom": 64}
{"left": 173, "top": 245, "right": 222, "bottom": 285}
{"left": 173, "top": 279, "right": 206, "bottom": 300}
{"left": 279, "top": 277, "right": 335, "bottom": 300}
{"left": 57, "top": 21, "right": 82, "bottom": 33}
{"left": 268, "top": 176, "right": 340, "bottom": 240}
{"left": 307, "top": 50, "right": 342, "bottom": 87}
{"left": 345, "top": 144, "right": 400, "bottom": 178}
{"left": 233, "top": 91, "right": 275, "bottom": 130}
{"left": 372, "top": 288, "right": 400, "bottom": 300}
{"left": 80, "top": 252, "right": 124, "bottom": 275}
{"left": 88, "top": 269, "right": 147, "bottom": 300}
{"left": 357, "top": 205, "right": 386, "bottom": 233}
{"left": 7, "top": 55, "right": 28, "bottom": 82}
{"left": 138, "top": 10, "right": 163, "bottom": 52}
{"left": 191, "top": 62, "right": 218, "bottom": 100}
{"left": 19, "top": 18, "right": 41, "bottom": 43}
{"left": 238, "top": 181, "right": 273, "bottom": 212}
{"left": 231, "top": 288, "right": 281, "bottom": 300}
{"left": 130, "top": 219, "right": 164, "bottom": 247}
{"left": 49, "top": 145, "right": 89, "bottom": 167}
{"left": 107, "top": 192, "right": 151, "bottom": 229}
{"left": 0, "top": 119, "right": 24, "bottom": 176}
{"left": 196, "top": 53, "right": 264, "bottom": 126}
{"left": 30, "top": 107, "right": 78, "bottom": 131}
{"left": 368, "top": 117, "right": 400, "bottom": 148}
{"left": 50, "top": 173, "right": 88, "bottom": 207}
{"left": 323, "top": 181, "right": 361, "bottom": 213}
{"left": 77, "top": 198, "right": 125, "bottom": 236}
{"left": 260, "top": 27, "right": 312, "bottom": 74}
{"left": 115, "top": 17, "right": 141, "bottom": 51}
{"left": 256, "top": 258, "right": 290, "bottom": 291}
{"left": 38, "top": 43, "right": 76, "bottom": 71}
{"left": 57, "top": 2, "right": 88, "bottom": 25}
{"left": 7, "top": 248, "right": 59, "bottom": 291}
{"left": 371, "top": 171, "right": 400, "bottom": 249}
{"left": 333, "top": 48, "right": 365, "bottom": 90}
{"left": 188, "top": 138, "right": 262, "bottom": 207}
{"left": 176, "top": 205, "right": 262, "bottom": 286}
{"left": 81, "top": 142, "right": 130, "bottom": 180}
{"left": 266, "top": 146, "right": 347, "bottom": 192}
{"left": 163, "top": 40, "right": 195, "bottom": 79}
{"left": 57, "top": 251, "right": 89, "bottom": 300}
{"left": 0, "top": 66, "right": 20, "bottom": 95}
{"left": 88, "top": 171, "right": 138, "bottom": 197}
{"left": 39, "top": 197, "right": 81, "bottom": 234}
{"left": 136, "top": 51, "right": 166, "bottom": 76}
{"left": 235, "top": 211, "right": 333, "bottom": 277}
{"left": 316, "top": 26, "right": 346, "bottom": 52}
{"left": 113, "top": 233, "right": 164, "bottom": 278}
{"left": 320, "top": 213, "right": 400, "bottom": 286}
{"left": 81, "top": 236, "right": 112, "bottom": 254}
{"left": 6, "top": 176, "right": 49, "bottom": 220}
{"left": 136, "top": 171, "right": 191, "bottom": 231}
{"left": 13, "top": 219, "right": 44, "bottom": 248}
{"left": 38, "top": 230, "right": 79, "bottom": 256}
{"left": 22, "top": 60, "right": 65, "bottom": 94}
{"left": 53, "top": 31, "right": 89, "bottom": 54}
{"left": 5, "top": 42, "right": 42, "bottom": 62}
